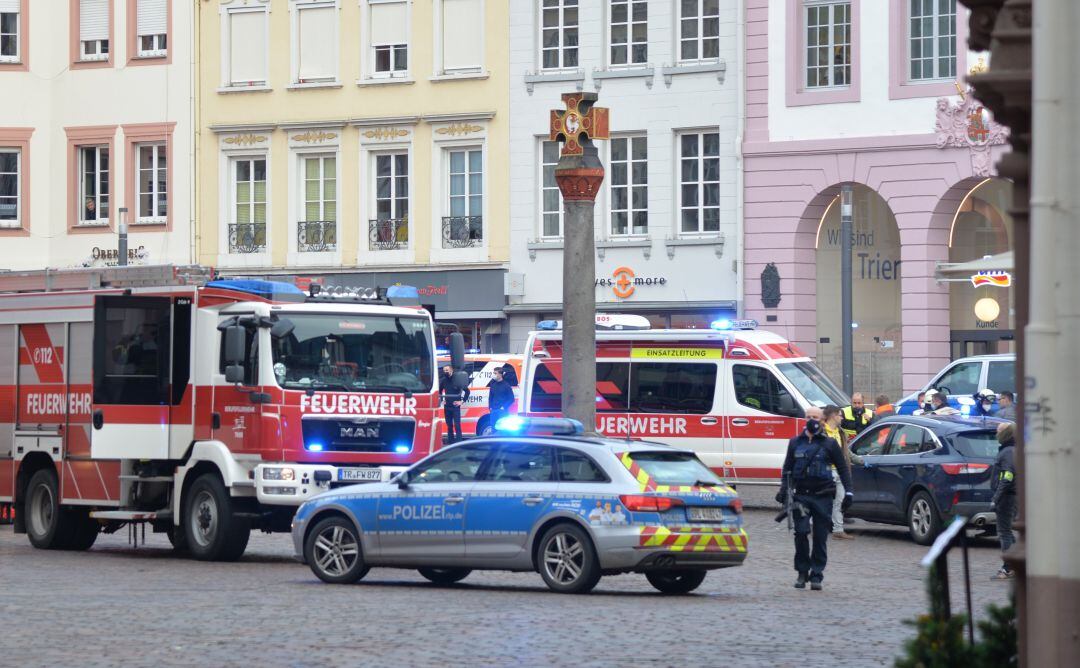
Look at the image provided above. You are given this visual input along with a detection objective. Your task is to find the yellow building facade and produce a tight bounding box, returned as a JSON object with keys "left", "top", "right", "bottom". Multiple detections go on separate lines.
{"left": 197, "top": 0, "right": 509, "bottom": 349}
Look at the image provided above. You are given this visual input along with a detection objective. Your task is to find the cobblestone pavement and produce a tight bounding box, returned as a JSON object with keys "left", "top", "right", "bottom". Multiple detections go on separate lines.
{"left": 0, "top": 487, "right": 1012, "bottom": 668}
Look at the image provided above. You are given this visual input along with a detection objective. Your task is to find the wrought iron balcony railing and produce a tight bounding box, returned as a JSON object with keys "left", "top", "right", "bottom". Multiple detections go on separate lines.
{"left": 441, "top": 215, "right": 482, "bottom": 248}
{"left": 297, "top": 220, "right": 337, "bottom": 253}
{"left": 369, "top": 218, "right": 409, "bottom": 250}
{"left": 228, "top": 223, "right": 266, "bottom": 254}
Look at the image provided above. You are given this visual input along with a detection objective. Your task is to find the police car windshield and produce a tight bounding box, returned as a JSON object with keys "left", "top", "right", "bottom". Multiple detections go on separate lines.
{"left": 270, "top": 314, "right": 434, "bottom": 393}
{"left": 628, "top": 452, "right": 723, "bottom": 486}
{"left": 776, "top": 362, "right": 848, "bottom": 408}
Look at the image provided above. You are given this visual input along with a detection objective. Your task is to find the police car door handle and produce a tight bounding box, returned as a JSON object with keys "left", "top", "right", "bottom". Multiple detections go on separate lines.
{"left": 732, "top": 418, "right": 750, "bottom": 427}
{"left": 444, "top": 495, "right": 465, "bottom": 505}
{"left": 522, "top": 496, "right": 545, "bottom": 506}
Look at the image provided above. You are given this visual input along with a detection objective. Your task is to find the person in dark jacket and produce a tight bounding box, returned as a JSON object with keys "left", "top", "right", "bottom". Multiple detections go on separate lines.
{"left": 997, "top": 391, "right": 1016, "bottom": 421}
{"left": 486, "top": 366, "right": 515, "bottom": 433}
{"left": 439, "top": 364, "right": 470, "bottom": 444}
{"left": 776, "top": 406, "right": 853, "bottom": 591}
{"left": 991, "top": 422, "right": 1017, "bottom": 580}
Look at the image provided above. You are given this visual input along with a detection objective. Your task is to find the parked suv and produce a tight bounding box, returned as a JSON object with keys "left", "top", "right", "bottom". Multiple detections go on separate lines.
{"left": 896, "top": 354, "right": 1015, "bottom": 415}
{"left": 845, "top": 414, "right": 1007, "bottom": 544}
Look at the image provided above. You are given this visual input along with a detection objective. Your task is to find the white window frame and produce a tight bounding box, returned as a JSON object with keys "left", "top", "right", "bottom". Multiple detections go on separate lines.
{"left": 298, "top": 153, "right": 337, "bottom": 226}
{"left": 608, "top": 0, "right": 647, "bottom": 68}
{"left": 804, "top": 0, "right": 852, "bottom": 89}
{"left": 363, "top": 0, "right": 410, "bottom": 80}
{"left": 0, "top": 148, "right": 20, "bottom": 229}
{"left": 135, "top": 143, "right": 167, "bottom": 223}
{"left": 677, "top": 130, "right": 721, "bottom": 238}
{"left": 444, "top": 146, "right": 483, "bottom": 245}
{"left": 78, "top": 145, "right": 110, "bottom": 227}
{"left": 138, "top": 33, "right": 167, "bottom": 57}
{"left": 608, "top": 134, "right": 647, "bottom": 238}
{"left": 373, "top": 151, "right": 409, "bottom": 222}
{"left": 538, "top": 0, "right": 579, "bottom": 72}
{"left": 0, "top": 8, "right": 20, "bottom": 63}
{"left": 539, "top": 139, "right": 563, "bottom": 240}
{"left": 290, "top": 0, "right": 339, "bottom": 84}
{"left": 678, "top": 0, "right": 720, "bottom": 64}
{"left": 908, "top": 0, "right": 956, "bottom": 81}
{"left": 221, "top": 3, "right": 270, "bottom": 89}
{"left": 228, "top": 154, "right": 269, "bottom": 255}
{"left": 80, "top": 39, "right": 109, "bottom": 61}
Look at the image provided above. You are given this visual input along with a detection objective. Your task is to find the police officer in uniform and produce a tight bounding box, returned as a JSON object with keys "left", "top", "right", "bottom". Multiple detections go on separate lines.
{"left": 439, "top": 364, "right": 470, "bottom": 444}
{"left": 776, "top": 406, "right": 854, "bottom": 590}
{"left": 840, "top": 393, "right": 874, "bottom": 441}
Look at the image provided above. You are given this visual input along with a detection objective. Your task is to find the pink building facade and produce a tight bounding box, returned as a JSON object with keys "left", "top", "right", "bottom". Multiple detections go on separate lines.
{"left": 742, "top": 0, "right": 1011, "bottom": 396}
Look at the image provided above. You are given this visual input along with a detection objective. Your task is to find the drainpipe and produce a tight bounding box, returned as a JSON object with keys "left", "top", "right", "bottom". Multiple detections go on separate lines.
{"left": 840, "top": 183, "right": 854, "bottom": 395}
{"left": 734, "top": 0, "right": 746, "bottom": 318}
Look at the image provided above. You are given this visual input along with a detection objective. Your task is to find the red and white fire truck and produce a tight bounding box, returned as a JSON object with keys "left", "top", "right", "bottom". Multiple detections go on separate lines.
{"left": 519, "top": 316, "right": 851, "bottom": 483}
{"left": 0, "top": 265, "right": 459, "bottom": 560}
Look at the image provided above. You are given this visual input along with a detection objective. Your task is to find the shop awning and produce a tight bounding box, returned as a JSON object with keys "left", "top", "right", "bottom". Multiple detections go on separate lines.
{"left": 934, "top": 251, "right": 1014, "bottom": 282}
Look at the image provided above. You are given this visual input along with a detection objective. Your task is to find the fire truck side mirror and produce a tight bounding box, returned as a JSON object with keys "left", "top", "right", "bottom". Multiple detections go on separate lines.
{"left": 224, "top": 325, "right": 246, "bottom": 365}
{"left": 449, "top": 332, "right": 466, "bottom": 370}
{"left": 225, "top": 364, "right": 245, "bottom": 385}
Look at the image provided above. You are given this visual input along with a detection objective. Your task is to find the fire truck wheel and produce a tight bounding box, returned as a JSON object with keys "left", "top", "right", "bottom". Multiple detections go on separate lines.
{"left": 63, "top": 510, "right": 100, "bottom": 551}
{"left": 25, "top": 468, "right": 77, "bottom": 550}
{"left": 184, "top": 473, "right": 251, "bottom": 562}
{"left": 305, "top": 516, "right": 370, "bottom": 584}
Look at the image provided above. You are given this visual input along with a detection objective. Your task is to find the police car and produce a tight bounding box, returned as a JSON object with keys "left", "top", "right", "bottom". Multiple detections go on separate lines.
{"left": 291, "top": 417, "right": 748, "bottom": 594}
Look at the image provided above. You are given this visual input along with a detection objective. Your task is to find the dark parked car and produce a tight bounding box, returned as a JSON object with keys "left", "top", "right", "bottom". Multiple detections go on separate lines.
{"left": 845, "top": 414, "right": 1007, "bottom": 545}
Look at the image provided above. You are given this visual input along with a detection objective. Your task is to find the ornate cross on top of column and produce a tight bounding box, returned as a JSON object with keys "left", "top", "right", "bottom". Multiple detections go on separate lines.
{"left": 549, "top": 92, "right": 610, "bottom": 157}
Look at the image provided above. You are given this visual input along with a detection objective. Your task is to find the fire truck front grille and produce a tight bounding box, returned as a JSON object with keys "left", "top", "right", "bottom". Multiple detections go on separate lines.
{"left": 301, "top": 417, "right": 416, "bottom": 453}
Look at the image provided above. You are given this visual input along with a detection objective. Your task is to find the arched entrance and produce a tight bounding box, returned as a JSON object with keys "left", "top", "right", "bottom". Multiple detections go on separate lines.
{"left": 815, "top": 184, "right": 903, "bottom": 400}
{"left": 946, "top": 177, "right": 1015, "bottom": 358}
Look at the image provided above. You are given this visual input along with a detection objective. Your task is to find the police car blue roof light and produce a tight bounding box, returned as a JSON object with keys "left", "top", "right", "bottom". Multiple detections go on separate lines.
{"left": 307, "top": 442, "right": 324, "bottom": 452}
{"left": 711, "top": 318, "right": 758, "bottom": 331}
{"left": 495, "top": 416, "right": 584, "bottom": 436}
{"left": 393, "top": 443, "right": 410, "bottom": 454}
{"left": 494, "top": 415, "right": 529, "bottom": 433}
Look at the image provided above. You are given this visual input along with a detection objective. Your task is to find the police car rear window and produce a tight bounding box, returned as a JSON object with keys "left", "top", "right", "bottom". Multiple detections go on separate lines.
{"left": 628, "top": 452, "right": 722, "bottom": 486}
{"left": 951, "top": 431, "right": 999, "bottom": 458}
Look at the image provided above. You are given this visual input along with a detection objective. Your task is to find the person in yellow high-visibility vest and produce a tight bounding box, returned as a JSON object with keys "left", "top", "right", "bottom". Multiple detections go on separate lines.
{"left": 840, "top": 393, "right": 874, "bottom": 441}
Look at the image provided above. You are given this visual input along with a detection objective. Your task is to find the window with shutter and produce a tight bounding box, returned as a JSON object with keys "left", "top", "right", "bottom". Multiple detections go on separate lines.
{"left": 441, "top": 0, "right": 482, "bottom": 72}
{"left": 369, "top": 0, "right": 408, "bottom": 76}
{"left": 0, "top": 0, "right": 20, "bottom": 63}
{"left": 0, "top": 149, "right": 19, "bottom": 228}
{"left": 297, "top": 3, "right": 337, "bottom": 82}
{"left": 80, "top": 0, "right": 111, "bottom": 61}
{"left": 228, "top": 9, "right": 267, "bottom": 85}
{"left": 137, "top": 0, "right": 167, "bottom": 56}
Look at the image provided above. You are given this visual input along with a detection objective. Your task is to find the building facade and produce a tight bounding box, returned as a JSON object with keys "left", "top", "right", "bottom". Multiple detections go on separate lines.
{"left": 743, "top": 0, "right": 1012, "bottom": 398}
{"left": 197, "top": 0, "right": 511, "bottom": 351}
{"left": 506, "top": 0, "right": 743, "bottom": 351}
{"left": 0, "top": 0, "right": 194, "bottom": 269}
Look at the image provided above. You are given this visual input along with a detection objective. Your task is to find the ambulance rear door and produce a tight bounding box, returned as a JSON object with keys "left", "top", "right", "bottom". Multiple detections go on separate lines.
{"left": 723, "top": 360, "right": 804, "bottom": 482}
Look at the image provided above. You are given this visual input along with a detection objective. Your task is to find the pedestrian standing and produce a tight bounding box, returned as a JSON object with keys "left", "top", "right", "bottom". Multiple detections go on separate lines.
{"left": 874, "top": 394, "right": 895, "bottom": 418}
{"left": 929, "top": 389, "right": 960, "bottom": 415}
{"left": 823, "top": 405, "right": 855, "bottom": 540}
{"left": 776, "top": 406, "right": 853, "bottom": 590}
{"left": 486, "top": 366, "right": 515, "bottom": 434}
{"left": 439, "top": 364, "right": 469, "bottom": 444}
{"left": 840, "top": 392, "right": 874, "bottom": 441}
{"left": 997, "top": 391, "right": 1016, "bottom": 421}
{"left": 991, "top": 422, "right": 1017, "bottom": 580}
{"left": 912, "top": 391, "right": 928, "bottom": 416}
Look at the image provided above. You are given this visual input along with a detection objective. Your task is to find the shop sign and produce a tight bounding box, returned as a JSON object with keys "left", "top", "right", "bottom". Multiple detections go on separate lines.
{"left": 414, "top": 284, "right": 449, "bottom": 296}
{"left": 970, "top": 270, "right": 1011, "bottom": 288}
{"left": 595, "top": 266, "right": 667, "bottom": 299}
{"left": 88, "top": 246, "right": 148, "bottom": 267}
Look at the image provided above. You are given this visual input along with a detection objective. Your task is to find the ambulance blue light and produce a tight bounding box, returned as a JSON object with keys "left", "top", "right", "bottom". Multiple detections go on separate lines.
{"left": 308, "top": 442, "right": 324, "bottom": 452}
{"left": 495, "top": 415, "right": 528, "bottom": 433}
{"left": 393, "top": 443, "right": 410, "bottom": 454}
{"left": 436, "top": 348, "right": 450, "bottom": 356}
{"left": 711, "top": 319, "right": 733, "bottom": 330}
{"left": 711, "top": 319, "right": 758, "bottom": 331}
{"left": 536, "top": 320, "right": 560, "bottom": 331}
{"left": 466, "top": 348, "right": 481, "bottom": 354}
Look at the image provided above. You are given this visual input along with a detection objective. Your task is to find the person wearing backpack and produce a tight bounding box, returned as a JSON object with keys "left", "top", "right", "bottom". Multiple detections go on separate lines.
{"left": 775, "top": 406, "right": 854, "bottom": 591}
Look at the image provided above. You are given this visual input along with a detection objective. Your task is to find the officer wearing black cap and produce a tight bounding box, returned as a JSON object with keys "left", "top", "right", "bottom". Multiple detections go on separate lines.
{"left": 776, "top": 406, "right": 853, "bottom": 591}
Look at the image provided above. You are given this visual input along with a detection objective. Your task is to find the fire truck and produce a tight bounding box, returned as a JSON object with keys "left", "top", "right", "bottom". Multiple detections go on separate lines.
{"left": 0, "top": 265, "right": 461, "bottom": 560}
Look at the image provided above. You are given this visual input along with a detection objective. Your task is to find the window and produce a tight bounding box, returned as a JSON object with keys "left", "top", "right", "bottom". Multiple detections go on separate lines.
{"left": 805, "top": 0, "right": 851, "bottom": 88}
{"left": 679, "top": 0, "right": 719, "bottom": 62}
{"left": 732, "top": 364, "right": 802, "bottom": 417}
{"left": 79, "top": 146, "right": 109, "bottom": 226}
{"left": 136, "top": 0, "right": 167, "bottom": 57}
{"left": 79, "top": 0, "right": 110, "bottom": 61}
{"left": 775, "top": 361, "right": 849, "bottom": 407}
{"left": 909, "top": 0, "right": 955, "bottom": 81}
{"left": 932, "top": 361, "right": 981, "bottom": 396}
{"left": 0, "top": 1, "right": 20, "bottom": 63}
{"left": 410, "top": 443, "right": 492, "bottom": 483}
{"left": 136, "top": 143, "right": 166, "bottom": 223}
{"left": 440, "top": 0, "right": 483, "bottom": 72}
{"left": 540, "top": 140, "right": 562, "bottom": 238}
{"left": 951, "top": 430, "right": 1000, "bottom": 458}
{"left": 483, "top": 443, "right": 555, "bottom": 483}
{"left": 609, "top": 135, "right": 647, "bottom": 236}
{"left": 370, "top": 152, "right": 408, "bottom": 249}
{"left": 852, "top": 424, "right": 894, "bottom": 456}
{"left": 93, "top": 296, "right": 172, "bottom": 406}
{"left": 540, "top": 0, "right": 578, "bottom": 70}
{"left": 986, "top": 360, "right": 1015, "bottom": 395}
{"left": 529, "top": 362, "right": 629, "bottom": 413}
{"left": 631, "top": 362, "right": 716, "bottom": 415}
{"left": 557, "top": 448, "right": 608, "bottom": 482}
{"left": 610, "top": 0, "right": 646, "bottom": 66}
{"left": 623, "top": 451, "right": 722, "bottom": 486}
{"left": 888, "top": 425, "right": 928, "bottom": 455}
{"left": 445, "top": 148, "right": 482, "bottom": 246}
{"left": 226, "top": 8, "right": 267, "bottom": 86}
{"left": 298, "top": 155, "right": 336, "bottom": 251}
{"left": 0, "top": 149, "right": 19, "bottom": 228}
{"left": 295, "top": 2, "right": 337, "bottom": 83}
{"left": 370, "top": 0, "right": 408, "bottom": 76}
{"left": 679, "top": 132, "right": 720, "bottom": 236}
{"left": 232, "top": 157, "right": 267, "bottom": 252}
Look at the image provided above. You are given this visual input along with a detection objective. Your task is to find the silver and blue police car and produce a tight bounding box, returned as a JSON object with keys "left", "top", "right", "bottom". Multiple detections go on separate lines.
{"left": 291, "top": 417, "right": 748, "bottom": 594}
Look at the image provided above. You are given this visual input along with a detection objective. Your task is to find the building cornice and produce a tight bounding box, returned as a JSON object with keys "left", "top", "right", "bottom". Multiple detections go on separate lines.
{"left": 348, "top": 115, "right": 421, "bottom": 127}
{"left": 209, "top": 123, "right": 278, "bottom": 134}
{"left": 421, "top": 111, "right": 497, "bottom": 124}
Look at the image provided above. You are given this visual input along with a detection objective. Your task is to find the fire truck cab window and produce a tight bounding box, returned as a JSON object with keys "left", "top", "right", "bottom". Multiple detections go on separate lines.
{"left": 93, "top": 296, "right": 172, "bottom": 405}
{"left": 732, "top": 364, "right": 802, "bottom": 418}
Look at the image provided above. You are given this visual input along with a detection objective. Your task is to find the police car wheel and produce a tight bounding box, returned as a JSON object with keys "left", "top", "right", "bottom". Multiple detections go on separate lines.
{"left": 305, "top": 516, "right": 369, "bottom": 584}
{"left": 538, "top": 524, "right": 601, "bottom": 594}
{"left": 645, "top": 569, "right": 708, "bottom": 595}
{"left": 418, "top": 567, "right": 472, "bottom": 585}
{"left": 907, "top": 491, "right": 942, "bottom": 546}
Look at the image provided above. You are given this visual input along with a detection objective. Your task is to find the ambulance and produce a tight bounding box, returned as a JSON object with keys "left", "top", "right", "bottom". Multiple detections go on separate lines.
{"left": 518, "top": 315, "right": 850, "bottom": 483}
{"left": 0, "top": 265, "right": 463, "bottom": 560}
{"left": 436, "top": 353, "right": 523, "bottom": 437}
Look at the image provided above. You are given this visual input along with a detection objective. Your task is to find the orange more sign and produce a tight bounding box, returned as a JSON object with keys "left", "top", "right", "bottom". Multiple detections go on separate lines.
{"left": 595, "top": 266, "right": 667, "bottom": 299}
